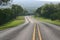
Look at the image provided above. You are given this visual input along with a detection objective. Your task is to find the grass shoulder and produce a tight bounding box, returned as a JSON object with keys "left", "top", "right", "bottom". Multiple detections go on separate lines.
{"left": 0, "top": 16, "right": 25, "bottom": 30}
{"left": 34, "top": 16, "right": 60, "bottom": 26}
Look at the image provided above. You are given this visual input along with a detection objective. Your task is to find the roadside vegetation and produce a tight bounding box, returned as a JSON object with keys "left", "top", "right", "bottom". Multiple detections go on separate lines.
{"left": 35, "top": 3, "right": 60, "bottom": 25}
{"left": 0, "top": 0, "right": 10, "bottom": 5}
{"left": 35, "top": 17, "right": 60, "bottom": 26}
{"left": 0, "top": 4, "right": 24, "bottom": 25}
{"left": 1, "top": 0, "right": 10, "bottom": 2}
{"left": 0, "top": 1, "right": 25, "bottom": 30}
{"left": 0, "top": 16, "right": 25, "bottom": 30}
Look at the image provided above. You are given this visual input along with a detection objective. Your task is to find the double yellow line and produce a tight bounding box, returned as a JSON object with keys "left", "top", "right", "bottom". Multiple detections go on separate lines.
{"left": 32, "top": 23, "right": 42, "bottom": 40}
{"left": 37, "top": 24, "right": 42, "bottom": 40}
{"left": 32, "top": 23, "right": 36, "bottom": 40}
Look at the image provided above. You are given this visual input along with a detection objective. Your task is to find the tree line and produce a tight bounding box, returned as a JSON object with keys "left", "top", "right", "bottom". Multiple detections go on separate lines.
{"left": 35, "top": 3, "right": 60, "bottom": 20}
{"left": 0, "top": 4, "right": 24, "bottom": 25}
{"left": 0, "top": 0, "right": 10, "bottom": 5}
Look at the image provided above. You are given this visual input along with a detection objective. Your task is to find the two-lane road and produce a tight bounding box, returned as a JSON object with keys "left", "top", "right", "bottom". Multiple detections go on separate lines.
{"left": 0, "top": 16, "right": 60, "bottom": 40}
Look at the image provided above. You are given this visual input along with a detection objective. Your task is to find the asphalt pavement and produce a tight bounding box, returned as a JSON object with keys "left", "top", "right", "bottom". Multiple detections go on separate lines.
{"left": 37, "top": 21, "right": 60, "bottom": 40}
{"left": 0, "top": 16, "right": 60, "bottom": 40}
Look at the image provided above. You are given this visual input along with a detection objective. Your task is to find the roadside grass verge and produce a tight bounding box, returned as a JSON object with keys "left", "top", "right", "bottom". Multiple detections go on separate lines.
{"left": 34, "top": 17, "right": 60, "bottom": 26}
{"left": 0, "top": 16, "right": 25, "bottom": 30}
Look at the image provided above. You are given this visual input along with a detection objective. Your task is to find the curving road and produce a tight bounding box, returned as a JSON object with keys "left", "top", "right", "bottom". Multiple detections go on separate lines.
{"left": 0, "top": 16, "right": 60, "bottom": 40}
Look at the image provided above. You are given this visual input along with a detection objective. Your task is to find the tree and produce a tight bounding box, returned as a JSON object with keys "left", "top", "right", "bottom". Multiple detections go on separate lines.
{"left": 12, "top": 4, "right": 23, "bottom": 17}
{"left": 0, "top": 4, "right": 24, "bottom": 25}
{"left": 35, "top": 3, "right": 60, "bottom": 20}
{"left": 2, "top": 0, "right": 10, "bottom": 3}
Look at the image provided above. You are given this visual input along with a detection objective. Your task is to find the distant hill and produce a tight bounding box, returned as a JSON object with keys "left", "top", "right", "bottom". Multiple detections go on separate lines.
{"left": 12, "top": 1, "right": 60, "bottom": 13}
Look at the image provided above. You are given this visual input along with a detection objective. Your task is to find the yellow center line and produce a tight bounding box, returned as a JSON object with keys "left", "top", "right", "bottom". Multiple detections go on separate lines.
{"left": 37, "top": 24, "right": 42, "bottom": 40}
{"left": 32, "top": 23, "right": 42, "bottom": 40}
{"left": 32, "top": 23, "right": 36, "bottom": 40}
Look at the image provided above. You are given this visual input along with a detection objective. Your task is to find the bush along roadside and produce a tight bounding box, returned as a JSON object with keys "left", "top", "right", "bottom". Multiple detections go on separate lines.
{"left": 0, "top": 4, "right": 24, "bottom": 25}
{"left": 35, "top": 3, "right": 60, "bottom": 26}
{"left": 0, "top": 16, "right": 25, "bottom": 30}
{"left": 35, "top": 17, "right": 60, "bottom": 26}
{"left": 0, "top": 4, "right": 26, "bottom": 30}
{"left": 35, "top": 3, "right": 60, "bottom": 20}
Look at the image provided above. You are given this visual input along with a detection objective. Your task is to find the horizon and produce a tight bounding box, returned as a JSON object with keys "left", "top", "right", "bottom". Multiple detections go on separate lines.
{"left": 12, "top": 0, "right": 60, "bottom": 13}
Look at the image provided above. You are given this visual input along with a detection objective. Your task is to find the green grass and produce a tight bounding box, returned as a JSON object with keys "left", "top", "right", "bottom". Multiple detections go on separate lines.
{"left": 0, "top": 16, "right": 25, "bottom": 30}
{"left": 35, "top": 17, "right": 60, "bottom": 26}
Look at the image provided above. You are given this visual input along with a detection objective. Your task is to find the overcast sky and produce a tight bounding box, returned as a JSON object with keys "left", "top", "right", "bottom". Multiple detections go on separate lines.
{"left": 12, "top": 0, "right": 60, "bottom": 8}
{"left": 12, "top": 0, "right": 60, "bottom": 13}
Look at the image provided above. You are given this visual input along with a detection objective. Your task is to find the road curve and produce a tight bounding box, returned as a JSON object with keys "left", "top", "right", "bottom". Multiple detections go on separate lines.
{"left": 0, "top": 16, "right": 60, "bottom": 40}
{"left": 0, "top": 16, "right": 34, "bottom": 40}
